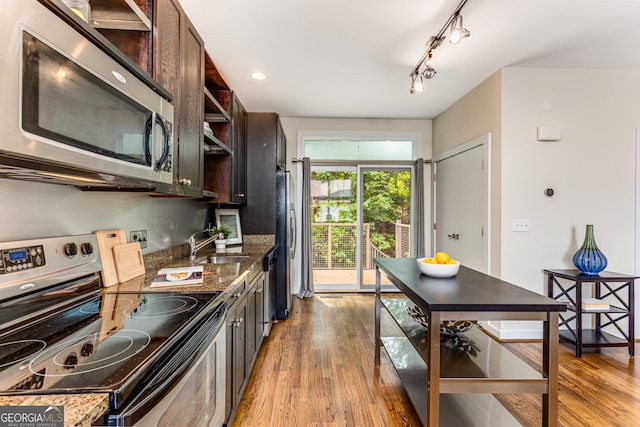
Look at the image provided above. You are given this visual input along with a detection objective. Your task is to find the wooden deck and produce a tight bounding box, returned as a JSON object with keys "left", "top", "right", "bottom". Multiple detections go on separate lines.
{"left": 313, "top": 268, "right": 392, "bottom": 291}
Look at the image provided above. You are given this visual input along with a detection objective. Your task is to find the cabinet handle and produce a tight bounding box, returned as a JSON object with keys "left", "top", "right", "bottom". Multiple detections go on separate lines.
{"left": 233, "top": 317, "right": 243, "bottom": 328}
{"left": 233, "top": 293, "right": 242, "bottom": 298}
{"left": 447, "top": 233, "right": 460, "bottom": 240}
{"left": 256, "top": 288, "right": 263, "bottom": 294}
{"left": 235, "top": 193, "right": 245, "bottom": 198}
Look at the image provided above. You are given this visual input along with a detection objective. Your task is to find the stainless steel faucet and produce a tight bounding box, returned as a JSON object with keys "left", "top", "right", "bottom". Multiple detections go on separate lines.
{"left": 188, "top": 228, "right": 217, "bottom": 262}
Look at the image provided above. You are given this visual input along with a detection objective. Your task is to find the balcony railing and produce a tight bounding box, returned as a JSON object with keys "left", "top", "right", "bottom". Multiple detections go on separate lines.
{"left": 312, "top": 222, "right": 410, "bottom": 270}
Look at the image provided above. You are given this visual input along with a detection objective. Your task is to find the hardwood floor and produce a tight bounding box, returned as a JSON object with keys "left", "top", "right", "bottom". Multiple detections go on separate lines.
{"left": 232, "top": 294, "right": 639, "bottom": 426}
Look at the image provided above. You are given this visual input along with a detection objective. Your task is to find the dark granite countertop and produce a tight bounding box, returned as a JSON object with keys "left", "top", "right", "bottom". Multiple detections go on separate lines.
{"left": 109, "top": 240, "right": 275, "bottom": 295}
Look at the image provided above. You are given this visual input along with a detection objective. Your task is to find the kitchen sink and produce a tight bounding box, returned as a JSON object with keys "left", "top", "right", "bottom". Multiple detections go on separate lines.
{"left": 196, "top": 256, "right": 249, "bottom": 265}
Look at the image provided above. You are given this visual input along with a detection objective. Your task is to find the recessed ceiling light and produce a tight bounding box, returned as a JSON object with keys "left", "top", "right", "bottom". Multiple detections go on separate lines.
{"left": 251, "top": 71, "right": 268, "bottom": 81}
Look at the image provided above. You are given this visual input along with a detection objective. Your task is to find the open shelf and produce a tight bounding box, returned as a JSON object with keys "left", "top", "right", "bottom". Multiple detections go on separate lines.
{"left": 90, "top": 0, "right": 151, "bottom": 31}
{"left": 204, "top": 133, "right": 231, "bottom": 155}
{"left": 204, "top": 87, "right": 230, "bottom": 123}
{"left": 381, "top": 336, "right": 521, "bottom": 427}
{"left": 560, "top": 329, "right": 630, "bottom": 346}
{"left": 380, "top": 298, "right": 546, "bottom": 394}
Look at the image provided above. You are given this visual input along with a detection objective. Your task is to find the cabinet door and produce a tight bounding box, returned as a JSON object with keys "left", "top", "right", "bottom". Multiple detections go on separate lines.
{"left": 229, "top": 296, "right": 248, "bottom": 416}
{"left": 245, "top": 279, "right": 257, "bottom": 369}
{"left": 230, "top": 95, "right": 247, "bottom": 203}
{"left": 255, "top": 273, "right": 265, "bottom": 349}
{"left": 225, "top": 301, "right": 235, "bottom": 422}
{"left": 154, "top": 0, "right": 181, "bottom": 119}
{"left": 154, "top": 0, "right": 204, "bottom": 196}
{"left": 178, "top": 21, "right": 204, "bottom": 192}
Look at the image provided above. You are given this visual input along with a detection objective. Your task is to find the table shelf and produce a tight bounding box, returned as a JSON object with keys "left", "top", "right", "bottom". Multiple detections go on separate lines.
{"left": 380, "top": 336, "right": 521, "bottom": 426}
{"left": 380, "top": 298, "right": 547, "bottom": 394}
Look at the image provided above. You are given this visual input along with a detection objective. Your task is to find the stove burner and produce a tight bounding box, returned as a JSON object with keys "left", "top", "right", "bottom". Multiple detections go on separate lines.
{"left": 125, "top": 295, "right": 199, "bottom": 319}
{"left": 79, "top": 297, "right": 138, "bottom": 315}
{"left": 28, "top": 330, "right": 151, "bottom": 377}
{"left": 0, "top": 340, "right": 46, "bottom": 368}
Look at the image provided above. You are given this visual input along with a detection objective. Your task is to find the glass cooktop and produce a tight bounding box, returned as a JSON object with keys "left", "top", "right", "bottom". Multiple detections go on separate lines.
{"left": 0, "top": 280, "right": 222, "bottom": 397}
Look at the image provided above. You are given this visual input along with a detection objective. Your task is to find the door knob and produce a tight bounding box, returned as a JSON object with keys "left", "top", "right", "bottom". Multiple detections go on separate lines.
{"left": 447, "top": 233, "right": 460, "bottom": 240}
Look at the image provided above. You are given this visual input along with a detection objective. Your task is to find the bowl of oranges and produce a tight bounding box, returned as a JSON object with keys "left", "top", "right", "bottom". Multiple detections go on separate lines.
{"left": 417, "top": 252, "right": 460, "bottom": 277}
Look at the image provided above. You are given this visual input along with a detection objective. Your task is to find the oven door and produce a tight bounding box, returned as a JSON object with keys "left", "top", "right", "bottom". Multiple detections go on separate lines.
{"left": 107, "top": 305, "right": 226, "bottom": 427}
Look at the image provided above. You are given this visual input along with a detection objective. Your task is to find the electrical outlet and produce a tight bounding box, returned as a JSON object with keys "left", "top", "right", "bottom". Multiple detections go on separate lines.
{"left": 130, "top": 230, "right": 148, "bottom": 249}
{"left": 512, "top": 219, "right": 530, "bottom": 232}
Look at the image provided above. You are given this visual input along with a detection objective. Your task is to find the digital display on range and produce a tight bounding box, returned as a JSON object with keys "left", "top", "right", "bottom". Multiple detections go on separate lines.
{"left": 8, "top": 249, "right": 28, "bottom": 262}
{"left": 0, "top": 245, "right": 45, "bottom": 275}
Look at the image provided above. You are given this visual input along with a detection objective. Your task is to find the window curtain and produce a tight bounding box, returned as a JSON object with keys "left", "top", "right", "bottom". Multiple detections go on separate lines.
{"left": 414, "top": 158, "right": 426, "bottom": 258}
{"left": 297, "top": 157, "right": 314, "bottom": 298}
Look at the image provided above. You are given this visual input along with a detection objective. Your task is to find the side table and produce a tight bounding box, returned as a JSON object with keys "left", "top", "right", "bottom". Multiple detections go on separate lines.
{"left": 545, "top": 269, "right": 636, "bottom": 357}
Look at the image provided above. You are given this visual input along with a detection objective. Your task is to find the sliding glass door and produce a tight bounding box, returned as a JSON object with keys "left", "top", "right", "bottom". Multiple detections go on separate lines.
{"left": 310, "top": 166, "right": 358, "bottom": 291}
{"left": 310, "top": 165, "right": 412, "bottom": 292}
{"left": 358, "top": 166, "right": 412, "bottom": 291}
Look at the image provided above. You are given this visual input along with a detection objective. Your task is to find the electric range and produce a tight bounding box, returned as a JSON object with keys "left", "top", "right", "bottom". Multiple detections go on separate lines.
{"left": 0, "top": 234, "right": 225, "bottom": 425}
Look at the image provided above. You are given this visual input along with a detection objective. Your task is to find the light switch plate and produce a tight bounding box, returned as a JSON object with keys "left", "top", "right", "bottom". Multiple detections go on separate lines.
{"left": 537, "top": 126, "right": 562, "bottom": 141}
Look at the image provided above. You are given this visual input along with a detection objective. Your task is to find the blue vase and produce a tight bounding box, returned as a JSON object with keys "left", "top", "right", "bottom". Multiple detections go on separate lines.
{"left": 572, "top": 224, "right": 607, "bottom": 275}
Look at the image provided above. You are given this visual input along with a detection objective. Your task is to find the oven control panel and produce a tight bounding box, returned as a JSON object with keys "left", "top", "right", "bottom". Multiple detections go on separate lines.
{"left": 0, "top": 245, "right": 46, "bottom": 275}
{"left": 0, "top": 234, "right": 102, "bottom": 297}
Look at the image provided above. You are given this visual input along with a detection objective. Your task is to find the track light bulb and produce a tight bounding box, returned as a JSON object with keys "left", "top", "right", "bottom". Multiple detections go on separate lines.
{"left": 449, "top": 14, "right": 470, "bottom": 44}
{"left": 422, "top": 65, "right": 437, "bottom": 79}
{"left": 414, "top": 76, "right": 424, "bottom": 92}
{"left": 410, "top": 73, "right": 424, "bottom": 94}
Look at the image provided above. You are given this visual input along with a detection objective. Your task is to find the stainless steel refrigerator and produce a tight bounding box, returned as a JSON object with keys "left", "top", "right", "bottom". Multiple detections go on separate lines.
{"left": 275, "top": 170, "right": 295, "bottom": 319}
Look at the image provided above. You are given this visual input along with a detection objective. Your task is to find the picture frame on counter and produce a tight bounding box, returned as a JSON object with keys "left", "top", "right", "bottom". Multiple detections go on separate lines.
{"left": 215, "top": 209, "right": 242, "bottom": 244}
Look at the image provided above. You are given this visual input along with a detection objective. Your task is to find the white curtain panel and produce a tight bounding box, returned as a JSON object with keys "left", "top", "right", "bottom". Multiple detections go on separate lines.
{"left": 297, "top": 157, "right": 314, "bottom": 298}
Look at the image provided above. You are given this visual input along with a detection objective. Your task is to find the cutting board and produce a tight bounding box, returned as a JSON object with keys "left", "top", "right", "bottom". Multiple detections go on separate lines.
{"left": 95, "top": 229, "right": 126, "bottom": 287}
{"left": 112, "top": 242, "right": 146, "bottom": 283}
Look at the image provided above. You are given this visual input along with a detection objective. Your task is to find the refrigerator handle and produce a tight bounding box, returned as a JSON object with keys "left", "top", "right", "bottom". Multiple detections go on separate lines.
{"left": 289, "top": 208, "right": 296, "bottom": 256}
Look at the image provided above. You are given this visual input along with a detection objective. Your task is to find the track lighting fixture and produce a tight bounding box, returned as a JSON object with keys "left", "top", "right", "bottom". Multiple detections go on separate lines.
{"left": 449, "top": 13, "right": 470, "bottom": 44}
{"left": 422, "top": 65, "right": 437, "bottom": 80}
{"left": 409, "top": 0, "right": 470, "bottom": 94}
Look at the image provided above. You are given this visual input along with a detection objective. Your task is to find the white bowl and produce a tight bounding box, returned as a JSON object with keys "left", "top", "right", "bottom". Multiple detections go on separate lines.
{"left": 416, "top": 258, "right": 460, "bottom": 277}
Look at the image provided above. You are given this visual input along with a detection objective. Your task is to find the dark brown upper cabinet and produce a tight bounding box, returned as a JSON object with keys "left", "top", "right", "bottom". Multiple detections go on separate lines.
{"left": 153, "top": 0, "right": 205, "bottom": 197}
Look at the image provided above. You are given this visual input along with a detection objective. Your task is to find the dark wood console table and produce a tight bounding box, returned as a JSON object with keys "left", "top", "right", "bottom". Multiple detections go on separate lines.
{"left": 374, "top": 258, "right": 566, "bottom": 427}
{"left": 545, "top": 269, "right": 636, "bottom": 358}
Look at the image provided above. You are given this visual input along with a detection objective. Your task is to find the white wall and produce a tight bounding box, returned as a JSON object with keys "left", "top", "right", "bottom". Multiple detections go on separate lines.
{"left": 500, "top": 67, "right": 640, "bottom": 338}
{"left": 0, "top": 179, "right": 209, "bottom": 252}
{"left": 433, "top": 71, "right": 503, "bottom": 275}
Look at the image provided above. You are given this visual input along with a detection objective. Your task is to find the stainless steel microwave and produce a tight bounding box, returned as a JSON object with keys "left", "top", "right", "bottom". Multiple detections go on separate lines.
{"left": 0, "top": 0, "right": 174, "bottom": 189}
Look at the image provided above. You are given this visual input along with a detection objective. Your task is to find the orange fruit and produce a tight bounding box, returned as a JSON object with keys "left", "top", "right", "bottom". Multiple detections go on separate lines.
{"left": 423, "top": 258, "right": 438, "bottom": 264}
{"left": 435, "top": 252, "right": 450, "bottom": 264}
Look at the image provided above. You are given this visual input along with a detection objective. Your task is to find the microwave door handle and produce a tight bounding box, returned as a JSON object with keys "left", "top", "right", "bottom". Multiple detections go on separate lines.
{"left": 144, "top": 113, "right": 155, "bottom": 167}
{"left": 152, "top": 113, "right": 171, "bottom": 171}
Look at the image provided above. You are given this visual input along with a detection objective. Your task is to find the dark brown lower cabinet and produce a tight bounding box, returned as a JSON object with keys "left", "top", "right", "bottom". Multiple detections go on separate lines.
{"left": 225, "top": 266, "right": 266, "bottom": 425}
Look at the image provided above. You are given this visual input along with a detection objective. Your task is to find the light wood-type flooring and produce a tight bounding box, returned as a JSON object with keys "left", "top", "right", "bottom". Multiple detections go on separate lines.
{"left": 232, "top": 294, "right": 639, "bottom": 427}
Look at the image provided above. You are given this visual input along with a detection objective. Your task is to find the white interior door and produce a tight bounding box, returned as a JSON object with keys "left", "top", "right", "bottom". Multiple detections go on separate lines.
{"left": 434, "top": 135, "right": 490, "bottom": 273}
